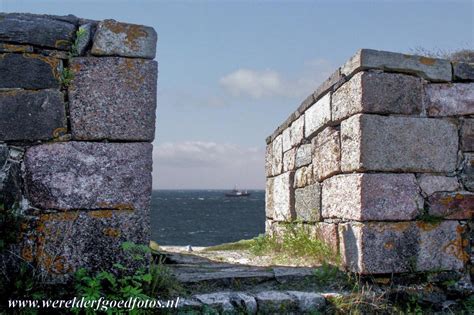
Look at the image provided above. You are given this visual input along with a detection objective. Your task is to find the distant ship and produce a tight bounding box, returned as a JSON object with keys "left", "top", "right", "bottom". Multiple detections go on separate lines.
{"left": 225, "top": 187, "right": 251, "bottom": 197}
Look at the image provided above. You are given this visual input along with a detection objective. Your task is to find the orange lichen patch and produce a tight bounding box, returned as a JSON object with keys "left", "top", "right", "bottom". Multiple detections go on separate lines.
{"left": 88, "top": 210, "right": 114, "bottom": 218}
{"left": 103, "top": 20, "right": 147, "bottom": 51}
{"left": 103, "top": 227, "right": 121, "bottom": 238}
{"left": 54, "top": 39, "right": 71, "bottom": 49}
{"left": 419, "top": 56, "right": 437, "bottom": 66}
{"left": 40, "top": 212, "right": 79, "bottom": 222}
{"left": 416, "top": 221, "right": 441, "bottom": 232}
{"left": 51, "top": 256, "right": 72, "bottom": 274}
{"left": 23, "top": 53, "right": 61, "bottom": 79}
{"left": 443, "top": 225, "right": 469, "bottom": 262}
{"left": 52, "top": 127, "right": 68, "bottom": 138}
{"left": 117, "top": 59, "right": 145, "bottom": 91}
{"left": 373, "top": 277, "right": 390, "bottom": 285}
{"left": 21, "top": 245, "right": 34, "bottom": 262}
{"left": 97, "top": 202, "right": 135, "bottom": 211}
{"left": 70, "top": 62, "right": 82, "bottom": 73}
{"left": 384, "top": 241, "right": 394, "bottom": 250}
{"left": 0, "top": 44, "right": 33, "bottom": 53}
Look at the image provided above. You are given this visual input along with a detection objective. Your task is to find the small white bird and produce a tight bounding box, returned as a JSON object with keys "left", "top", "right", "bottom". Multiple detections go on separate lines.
{"left": 186, "top": 245, "right": 193, "bottom": 252}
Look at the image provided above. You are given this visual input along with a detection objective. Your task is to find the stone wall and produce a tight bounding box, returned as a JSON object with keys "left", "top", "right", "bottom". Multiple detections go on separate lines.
{"left": 265, "top": 49, "right": 474, "bottom": 276}
{"left": 0, "top": 13, "right": 157, "bottom": 282}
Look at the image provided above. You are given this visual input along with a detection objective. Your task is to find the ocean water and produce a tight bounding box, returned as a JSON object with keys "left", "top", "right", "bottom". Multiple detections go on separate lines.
{"left": 150, "top": 190, "right": 266, "bottom": 246}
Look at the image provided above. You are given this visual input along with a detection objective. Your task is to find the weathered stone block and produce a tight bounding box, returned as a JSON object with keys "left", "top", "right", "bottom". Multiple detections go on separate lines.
{"left": 428, "top": 192, "right": 474, "bottom": 220}
{"left": 265, "top": 144, "right": 272, "bottom": 177}
{"left": 271, "top": 135, "right": 283, "bottom": 176}
{"left": 322, "top": 173, "right": 423, "bottom": 221}
{"left": 286, "top": 291, "right": 326, "bottom": 312}
{"left": 304, "top": 93, "right": 331, "bottom": 138}
{"left": 339, "top": 221, "right": 466, "bottom": 274}
{"left": 69, "top": 57, "right": 157, "bottom": 141}
{"left": 310, "top": 223, "right": 339, "bottom": 254}
{"left": 461, "top": 153, "right": 474, "bottom": 192}
{"left": 425, "top": 83, "right": 474, "bottom": 116}
{"left": 341, "top": 114, "right": 458, "bottom": 173}
{"left": 0, "top": 13, "right": 75, "bottom": 50}
{"left": 295, "top": 144, "right": 311, "bottom": 168}
{"left": 332, "top": 71, "right": 423, "bottom": 122}
{"left": 341, "top": 49, "right": 452, "bottom": 82}
{"left": 20, "top": 209, "right": 149, "bottom": 280}
{"left": 453, "top": 62, "right": 474, "bottom": 81}
{"left": 282, "top": 148, "right": 296, "bottom": 172}
{"left": 265, "top": 177, "right": 274, "bottom": 219}
{"left": 282, "top": 116, "right": 304, "bottom": 152}
{"left": 24, "top": 142, "right": 152, "bottom": 210}
{"left": 0, "top": 43, "right": 33, "bottom": 53}
{"left": 312, "top": 127, "right": 341, "bottom": 181}
{"left": 461, "top": 119, "right": 474, "bottom": 151}
{"left": 272, "top": 172, "right": 294, "bottom": 222}
{"left": 293, "top": 165, "right": 313, "bottom": 189}
{"left": 294, "top": 184, "right": 321, "bottom": 222}
{"left": 91, "top": 20, "right": 157, "bottom": 59}
{"left": 417, "top": 174, "right": 460, "bottom": 197}
{"left": 0, "top": 90, "right": 66, "bottom": 141}
{"left": 254, "top": 291, "right": 298, "bottom": 313}
{"left": 0, "top": 54, "right": 61, "bottom": 89}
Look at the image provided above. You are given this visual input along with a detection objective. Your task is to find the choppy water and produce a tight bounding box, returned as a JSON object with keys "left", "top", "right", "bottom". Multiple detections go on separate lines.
{"left": 151, "top": 190, "right": 265, "bottom": 246}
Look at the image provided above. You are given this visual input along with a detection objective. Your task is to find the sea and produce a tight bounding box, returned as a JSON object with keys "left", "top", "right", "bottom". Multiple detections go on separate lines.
{"left": 150, "top": 190, "right": 266, "bottom": 246}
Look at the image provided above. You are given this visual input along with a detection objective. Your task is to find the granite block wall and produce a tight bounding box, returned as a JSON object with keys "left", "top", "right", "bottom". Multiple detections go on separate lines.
{"left": 265, "top": 49, "right": 474, "bottom": 276}
{"left": 0, "top": 13, "right": 157, "bottom": 282}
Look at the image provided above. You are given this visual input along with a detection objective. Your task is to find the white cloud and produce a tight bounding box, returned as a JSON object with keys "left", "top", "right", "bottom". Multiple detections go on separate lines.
{"left": 152, "top": 141, "right": 265, "bottom": 189}
{"left": 219, "top": 58, "right": 335, "bottom": 100}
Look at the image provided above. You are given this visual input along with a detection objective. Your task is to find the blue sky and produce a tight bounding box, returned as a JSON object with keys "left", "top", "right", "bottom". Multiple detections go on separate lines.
{"left": 2, "top": 0, "right": 472, "bottom": 189}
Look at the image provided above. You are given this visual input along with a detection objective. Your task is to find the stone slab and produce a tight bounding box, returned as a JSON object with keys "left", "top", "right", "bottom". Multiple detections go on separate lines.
{"left": 282, "top": 116, "right": 304, "bottom": 152}
{"left": 461, "top": 119, "right": 474, "bottom": 152}
{"left": 341, "top": 49, "right": 452, "bottom": 82}
{"left": 425, "top": 83, "right": 474, "bottom": 116}
{"left": 428, "top": 192, "right": 474, "bottom": 220}
{"left": 0, "top": 54, "right": 61, "bottom": 89}
{"left": 265, "top": 177, "right": 274, "bottom": 219}
{"left": 91, "top": 19, "right": 157, "bottom": 59}
{"left": 0, "top": 13, "right": 75, "bottom": 50}
{"left": 286, "top": 291, "right": 326, "bottom": 312}
{"left": 293, "top": 165, "right": 313, "bottom": 189}
{"left": 254, "top": 291, "right": 298, "bottom": 314}
{"left": 272, "top": 172, "right": 295, "bottom": 222}
{"left": 265, "top": 144, "right": 272, "bottom": 177}
{"left": 332, "top": 71, "right": 423, "bottom": 122}
{"left": 294, "top": 183, "right": 321, "bottom": 222}
{"left": 0, "top": 89, "right": 66, "bottom": 141}
{"left": 312, "top": 126, "right": 341, "bottom": 181}
{"left": 24, "top": 142, "right": 152, "bottom": 210}
{"left": 68, "top": 57, "right": 157, "bottom": 141}
{"left": 339, "top": 221, "right": 466, "bottom": 274}
{"left": 341, "top": 114, "right": 458, "bottom": 173}
{"left": 322, "top": 173, "right": 423, "bottom": 221}
{"left": 453, "top": 62, "right": 474, "bottom": 81}
{"left": 304, "top": 93, "right": 331, "bottom": 138}
{"left": 295, "top": 144, "right": 312, "bottom": 167}
{"left": 271, "top": 135, "right": 283, "bottom": 176}
{"left": 417, "top": 174, "right": 460, "bottom": 197}
{"left": 19, "top": 209, "right": 149, "bottom": 280}
{"left": 461, "top": 153, "right": 474, "bottom": 192}
{"left": 282, "top": 148, "right": 296, "bottom": 172}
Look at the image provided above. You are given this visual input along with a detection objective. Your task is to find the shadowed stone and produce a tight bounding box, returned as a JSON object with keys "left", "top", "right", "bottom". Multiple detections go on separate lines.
{"left": 461, "top": 153, "right": 474, "bottom": 192}
{"left": 332, "top": 71, "right": 423, "bottom": 122}
{"left": 295, "top": 144, "right": 312, "bottom": 167}
{"left": 75, "top": 23, "right": 93, "bottom": 56}
{"left": 272, "top": 172, "right": 294, "bottom": 222}
{"left": 255, "top": 291, "right": 298, "bottom": 313}
{"left": 91, "top": 19, "right": 157, "bottom": 59}
{"left": 310, "top": 223, "right": 339, "bottom": 253}
{"left": 294, "top": 184, "right": 321, "bottom": 222}
{"left": 312, "top": 127, "right": 341, "bottom": 181}
{"left": 417, "top": 175, "right": 460, "bottom": 197}
{"left": 305, "top": 93, "right": 331, "bottom": 138}
{"left": 286, "top": 291, "right": 326, "bottom": 312}
{"left": 339, "top": 221, "right": 466, "bottom": 274}
{"left": 341, "top": 49, "right": 452, "bottom": 82}
{"left": 68, "top": 57, "right": 157, "bottom": 141}
{"left": 322, "top": 173, "right": 423, "bottom": 221}
{"left": 425, "top": 83, "right": 474, "bottom": 116}
{"left": 428, "top": 192, "right": 474, "bottom": 220}
{"left": 265, "top": 144, "right": 272, "bottom": 177}
{"left": 24, "top": 142, "right": 152, "bottom": 210}
{"left": 461, "top": 119, "right": 474, "bottom": 151}
{"left": 0, "top": 146, "right": 24, "bottom": 210}
{"left": 19, "top": 209, "right": 149, "bottom": 281}
{"left": 0, "top": 13, "right": 75, "bottom": 50}
{"left": 271, "top": 135, "right": 283, "bottom": 176}
{"left": 0, "top": 89, "right": 66, "bottom": 141}
{"left": 0, "top": 54, "right": 61, "bottom": 89}
{"left": 265, "top": 177, "right": 274, "bottom": 219}
{"left": 194, "top": 292, "right": 234, "bottom": 313}
{"left": 453, "top": 62, "right": 474, "bottom": 81}
{"left": 0, "top": 43, "right": 33, "bottom": 53}
{"left": 341, "top": 114, "right": 458, "bottom": 173}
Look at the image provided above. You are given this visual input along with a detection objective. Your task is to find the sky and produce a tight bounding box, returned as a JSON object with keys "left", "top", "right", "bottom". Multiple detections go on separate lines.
{"left": 1, "top": 0, "right": 472, "bottom": 189}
